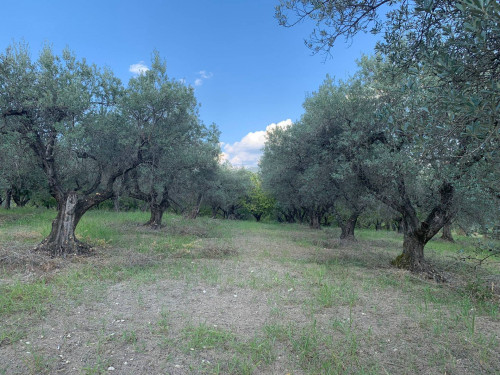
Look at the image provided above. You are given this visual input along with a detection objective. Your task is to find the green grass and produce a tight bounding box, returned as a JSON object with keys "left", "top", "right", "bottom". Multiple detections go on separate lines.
{"left": 0, "top": 280, "right": 53, "bottom": 316}
{"left": 183, "top": 322, "right": 235, "bottom": 350}
{"left": 0, "top": 207, "right": 499, "bottom": 374}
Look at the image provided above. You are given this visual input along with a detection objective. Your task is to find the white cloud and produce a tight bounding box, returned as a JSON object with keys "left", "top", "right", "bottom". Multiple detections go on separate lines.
{"left": 221, "top": 119, "right": 292, "bottom": 168}
{"left": 129, "top": 61, "right": 149, "bottom": 75}
{"left": 194, "top": 70, "right": 213, "bottom": 86}
{"left": 199, "top": 70, "right": 213, "bottom": 79}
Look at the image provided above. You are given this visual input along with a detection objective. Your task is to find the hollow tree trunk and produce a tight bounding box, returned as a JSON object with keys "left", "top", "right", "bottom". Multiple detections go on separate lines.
{"left": 3, "top": 189, "right": 12, "bottom": 209}
{"left": 36, "top": 192, "right": 88, "bottom": 256}
{"left": 340, "top": 213, "right": 359, "bottom": 240}
{"left": 441, "top": 222, "right": 454, "bottom": 242}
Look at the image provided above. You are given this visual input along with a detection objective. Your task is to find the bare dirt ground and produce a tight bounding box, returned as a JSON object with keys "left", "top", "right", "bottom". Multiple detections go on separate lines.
{"left": 1, "top": 217, "right": 499, "bottom": 374}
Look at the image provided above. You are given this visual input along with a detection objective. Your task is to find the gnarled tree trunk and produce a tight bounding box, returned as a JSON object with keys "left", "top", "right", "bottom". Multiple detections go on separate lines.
{"left": 339, "top": 212, "right": 359, "bottom": 240}
{"left": 333, "top": 207, "right": 361, "bottom": 240}
{"left": 145, "top": 202, "right": 167, "bottom": 229}
{"left": 391, "top": 182, "right": 453, "bottom": 281}
{"left": 441, "top": 222, "right": 454, "bottom": 242}
{"left": 36, "top": 192, "right": 88, "bottom": 256}
{"left": 393, "top": 232, "right": 426, "bottom": 272}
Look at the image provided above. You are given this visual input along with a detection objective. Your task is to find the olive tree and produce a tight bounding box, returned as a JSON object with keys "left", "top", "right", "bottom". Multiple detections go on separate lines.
{"left": 205, "top": 164, "right": 252, "bottom": 220}
{"left": 122, "top": 54, "right": 220, "bottom": 228}
{"left": 243, "top": 173, "right": 276, "bottom": 222}
{"left": 0, "top": 132, "right": 47, "bottom": 208}
{"left": 276, "top": 0, "right": 499, "bottom": 275}
{"left": 339, "top": 57, "right": 496, "bottom": 276}
{"left": 261, "top": 77, "right": 372, "bottom": 237}
{"left": 0, "top": 44, "right": 143, "bottom": 255}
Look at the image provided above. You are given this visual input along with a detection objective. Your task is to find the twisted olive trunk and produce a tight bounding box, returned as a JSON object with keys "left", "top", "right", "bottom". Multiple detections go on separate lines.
{"left": 36, "top": 193, "right": 88, "bottom": 256}
{"left": 339, "top": 212, "right": 359, "bottom": 240}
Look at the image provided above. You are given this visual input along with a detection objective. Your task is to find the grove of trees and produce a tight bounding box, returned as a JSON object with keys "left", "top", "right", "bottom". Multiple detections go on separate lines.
{"left": 265, "top": 0, "right": 499, "bottom": 276}
{"left": 1, "top": 0, "right": 498, "bottom": 279}
{"left": 0, "top": 45, "right": 230, "bottom": 255}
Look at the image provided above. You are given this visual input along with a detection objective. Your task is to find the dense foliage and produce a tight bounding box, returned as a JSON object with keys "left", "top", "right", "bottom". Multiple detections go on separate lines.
{"left": 269, "top": 0, "right": 499, "bottom": 275}
{"left": 0, "top": 44, "right": 221, "bottom": 254}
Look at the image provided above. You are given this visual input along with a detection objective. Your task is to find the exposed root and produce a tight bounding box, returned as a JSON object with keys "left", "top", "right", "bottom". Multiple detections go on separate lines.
{"left": 391, "top": 253, "right": 446, "bottom": 283}
{"left": 34, "top": 239, "right": 92, "bottom": 258}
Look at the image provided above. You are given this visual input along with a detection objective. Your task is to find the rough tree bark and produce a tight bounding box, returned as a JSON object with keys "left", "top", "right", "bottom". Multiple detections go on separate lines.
{"left": 188, "top": 193, "right": 203, "bottom": 219}
{"left": 441, "top": 222, "right": 454, "bottom": 242}
{"left": 144, "top": 200, "right": 169, "bottom": 229}
{"left": 3, "top": 188, "right": 12, "bottom": 209}
{"left": 2, "top": 76, "right": 144, "bottom": 257}
{"left": 339, "top": 212, "right": 359, "bottom": 240}
{"left": 36, "top": 190, "right": 115, "bottom": 256}
{"left": 128, "top": 180, "right": 170, "bottom": 229}
{"left": 358, "top": 164, "right": 454, "bottom": 279}
{"left": 334, "top": 208, "right": 361, "bottom": 240}
{"left": 37, "top": 192, "right": 87, "bottom": 256}
{"left": 391, "top": 182, "right": 454, "bottom": 280}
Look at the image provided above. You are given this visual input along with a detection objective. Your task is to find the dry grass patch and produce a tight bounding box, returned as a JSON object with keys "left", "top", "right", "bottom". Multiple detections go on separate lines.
{"left": 172, "top": 238, "right": 237, "bottom": 259}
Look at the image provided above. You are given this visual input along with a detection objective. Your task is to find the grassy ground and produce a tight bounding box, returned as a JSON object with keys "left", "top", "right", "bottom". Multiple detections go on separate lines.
{"left": 0, "top": 207, "right": 499, "bottom": 374}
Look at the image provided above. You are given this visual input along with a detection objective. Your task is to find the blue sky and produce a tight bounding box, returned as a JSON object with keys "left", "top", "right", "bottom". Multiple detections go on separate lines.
{"left": 0, "top": 0, "right": 379, "bottom": 167}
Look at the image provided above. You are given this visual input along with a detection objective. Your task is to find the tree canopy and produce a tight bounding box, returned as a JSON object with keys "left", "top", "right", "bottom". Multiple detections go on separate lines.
{"left": 270, "top": 0, "right": 499, "bottom": 276}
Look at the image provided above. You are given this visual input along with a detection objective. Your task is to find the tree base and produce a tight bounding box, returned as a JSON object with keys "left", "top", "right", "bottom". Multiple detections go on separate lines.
{"left": 144, "top": 221, "right": 162, "bottom": 230}
{"left": 440, "top": 234, "right": 455, "bottom": 242}
{"left": 340, "top": 233, "right": 356, "bottom": 241}
{"left": 391, "top": 253, "right": 445, "bottom": 283}
{"left": 35, "top": 238, "right": 92, "bottom": 257}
